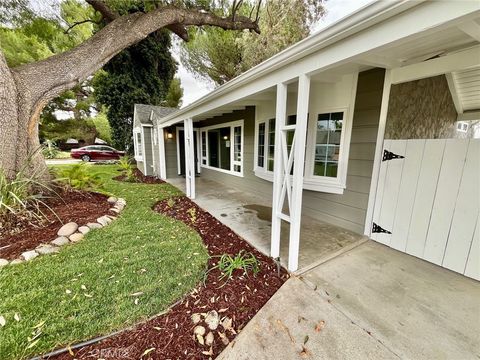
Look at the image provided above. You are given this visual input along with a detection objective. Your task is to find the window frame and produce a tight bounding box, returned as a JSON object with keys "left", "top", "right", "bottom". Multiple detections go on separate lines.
{"left": 133, "top": 127, "right": 143, "bottom": 161}
{"left": 200, "top": 120, "right": 244, "bottom": 177}
{"left": 254, "top": 107, "right": 353, "bottom": 194}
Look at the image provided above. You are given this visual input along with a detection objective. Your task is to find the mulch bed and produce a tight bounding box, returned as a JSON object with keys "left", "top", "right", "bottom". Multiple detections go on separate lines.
{"left": 113, "top": 168, "right": 165, "bottom": 184}
{"left": 53, "top": 196, "right": 288, "bottom": 360}
{"left": 0, "top": 189, "right": 111, "bottom": 260}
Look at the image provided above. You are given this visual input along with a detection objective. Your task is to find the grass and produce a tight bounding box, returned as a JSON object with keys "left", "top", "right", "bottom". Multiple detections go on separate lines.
{"left": 0, "top": 165, "right": 209, "bottom": 360}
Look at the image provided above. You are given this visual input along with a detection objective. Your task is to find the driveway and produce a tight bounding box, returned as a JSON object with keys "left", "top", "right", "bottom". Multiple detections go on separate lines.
{"left": 46, "top": 159, "right": 80, "bottom": 165}
{"left": 218, "top": 241, "right": 480, "bottom": 359}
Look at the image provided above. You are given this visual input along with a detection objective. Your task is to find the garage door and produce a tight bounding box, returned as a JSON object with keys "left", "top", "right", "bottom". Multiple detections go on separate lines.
{"left": 371, "top": 138, "right": 479, "bottom": 280}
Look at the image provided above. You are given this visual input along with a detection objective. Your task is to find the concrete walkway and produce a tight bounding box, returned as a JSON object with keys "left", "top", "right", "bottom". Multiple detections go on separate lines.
{"left": 168, "top": 177, "right": 365, "bottom": 270}
{"left": 218, "top": 241, "right": 480, "bottom": 360}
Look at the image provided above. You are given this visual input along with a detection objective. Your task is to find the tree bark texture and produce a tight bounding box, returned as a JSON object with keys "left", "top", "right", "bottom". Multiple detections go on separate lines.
{"left": 0, "top": 5, "right": 259, "bottom": 179}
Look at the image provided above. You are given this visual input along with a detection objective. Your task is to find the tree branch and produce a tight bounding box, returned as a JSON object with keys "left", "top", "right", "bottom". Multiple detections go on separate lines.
{"left": 11, "top": 5, "right": 260, "bottom": 123}
{"left": 85, "top": 0, "right": 118, "bottom": 22}
{"left": 166, "top": 23, "right": 189, "bottom": 41}
{"left": 64, "top": 19, "right": 100, "bottom": 34}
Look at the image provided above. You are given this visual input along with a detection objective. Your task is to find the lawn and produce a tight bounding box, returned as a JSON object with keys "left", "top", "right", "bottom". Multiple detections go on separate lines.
{"left": 0, "top": 165, "right": 209, "bottom": 360}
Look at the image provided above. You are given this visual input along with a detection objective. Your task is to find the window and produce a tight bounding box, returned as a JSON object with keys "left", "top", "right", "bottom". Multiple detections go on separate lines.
{"left": 313, "top": 112, "right": 343, "bottom": 178}
{"left": 200, "top": 120, "right": 243, "bottom": 176}
{"left": 133, "top": 129, "right": 143, "bottom": 160}
{"left": 254, "top": 109, "right": 351, "bottom": 194}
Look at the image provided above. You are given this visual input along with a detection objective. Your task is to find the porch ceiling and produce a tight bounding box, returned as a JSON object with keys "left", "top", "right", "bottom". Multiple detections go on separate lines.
{"left": 450, "top": 66, "right": 480, "bottom": 113}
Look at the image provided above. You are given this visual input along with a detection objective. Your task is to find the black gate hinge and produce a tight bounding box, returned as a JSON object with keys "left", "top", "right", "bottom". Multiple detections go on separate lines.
{"left": 382, "top": 150, "right": 405, "bottom": 161}
{"left": 372, "top": 222, "right": 392, "bottom": 234}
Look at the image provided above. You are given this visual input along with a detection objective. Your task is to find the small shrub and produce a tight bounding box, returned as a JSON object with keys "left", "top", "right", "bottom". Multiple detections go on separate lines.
{"left": 166, "top": 198, "right": 175, "bottom": 208}
{"left": 56, "top": 163, "right": 103, "bottom": 191}
{"left": 0, "top": 163, "right": 56, "bottom": 221}
{"left": 41, "top": 140, "right": 60, "bottom": 159}
{"left": 118, "top": 156, "right": 136, "bottom": 182}
{"left": 212, "top": 250, "right": 261, "bottom": 283}
{"left": 187, "top": 207, "right": 197, "bottom": 223}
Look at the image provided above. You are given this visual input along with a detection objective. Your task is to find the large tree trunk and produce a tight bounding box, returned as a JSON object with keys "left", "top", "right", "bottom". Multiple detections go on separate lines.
{"left": 0, "top": 5, "right": 259, "bottom": 179}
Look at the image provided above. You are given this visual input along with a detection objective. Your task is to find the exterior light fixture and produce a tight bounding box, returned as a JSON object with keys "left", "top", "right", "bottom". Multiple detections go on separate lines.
{"left": 167, "top": 131, "right": 173, "bottom": 139}
{"left": 223, "top": 135, "right": 229, "bottom": 140}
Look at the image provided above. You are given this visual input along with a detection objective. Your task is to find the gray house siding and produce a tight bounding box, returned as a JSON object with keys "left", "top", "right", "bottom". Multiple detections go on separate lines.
{"left": 162, "top": 69, "right": 384, "bottom": 234}
{"left": 142, "top": 127, "right": 154, "bottom": 176}
{"left": 165, "top": 128, "right": 178, "bottom": 178}
{"left": 302, "top": 69, "right": 385, "bottom": 233}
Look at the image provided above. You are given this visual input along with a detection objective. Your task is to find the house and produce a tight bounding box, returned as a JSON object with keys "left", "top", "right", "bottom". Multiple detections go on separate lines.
{"left": 133, "top": 0, "right": 480, "bottom": 278}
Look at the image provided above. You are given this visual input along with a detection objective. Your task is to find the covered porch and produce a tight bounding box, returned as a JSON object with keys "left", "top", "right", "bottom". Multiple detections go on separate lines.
{"left": 168, "top": 177, "right": 366, "bottom": 272}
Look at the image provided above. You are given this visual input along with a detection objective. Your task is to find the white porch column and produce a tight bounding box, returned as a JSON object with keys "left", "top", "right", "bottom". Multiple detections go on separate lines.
{"left": 271, "top": 82, "right": 288, "bottom": 259}
{"left": 288, "top": 74, "right": 310, "bottom": 271}
{"left": 184, "top": 118, "right": 196, "bottom": 199}
{"left": 158, "top": 127, "right": 167, "bottom": 180}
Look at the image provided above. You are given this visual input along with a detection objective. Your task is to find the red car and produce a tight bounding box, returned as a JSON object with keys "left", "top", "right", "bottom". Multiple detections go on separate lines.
{"left": 71, "top": 145, "right": 125, "bottom": 162}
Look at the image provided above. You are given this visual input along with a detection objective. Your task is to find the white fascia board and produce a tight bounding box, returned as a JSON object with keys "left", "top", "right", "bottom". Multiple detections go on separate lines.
{"left": 391, "top": 45, "right": 480, "bottom": 85}
{"left": 158, "top": 0, "right": 479, "bottom": 127}
{"left": 141, "top": 124, "right": 153, "bottom": 128}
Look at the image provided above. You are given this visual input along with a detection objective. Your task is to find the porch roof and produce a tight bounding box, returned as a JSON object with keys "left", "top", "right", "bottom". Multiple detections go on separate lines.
{"left": 155, "top": 0, "right": 479, "bottom": 127}
{"left": 133, "top": 104, "right": 177, "bottom": 127}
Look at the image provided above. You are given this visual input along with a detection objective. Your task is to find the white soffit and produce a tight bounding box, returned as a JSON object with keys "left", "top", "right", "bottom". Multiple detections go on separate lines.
{"left": 450, "top": 67, "right": 480, "bottom": 112}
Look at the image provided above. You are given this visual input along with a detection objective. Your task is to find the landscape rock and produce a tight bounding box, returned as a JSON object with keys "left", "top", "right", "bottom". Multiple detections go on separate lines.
{"left": 110, "top": 208, "right": 120, "bottom": 214}
{"left": 10, "top": 259, "right": 24, "bottom": 265}
{"left": 191, "top": 313, "right": 202, "bottom": 324}
{"left": 36, "top": 244, "right": 60, "bottom": 255}
{"left": 194, "top": 325, "right": 206, "bottom": 336}
{"left": 21, "top": 250, "right": 39, "bottom": 261}
{"left": 115, "top": 203, "right": 125, "bottom": 210}
{"left": 205, "top": 310, "right": 220, "bottom": 330}
{"left": 69, "top": 233, "right": 84, "bottom": 243}
{"left": 78, "top": 226, "right": 90, "bottom": 235}
{"left": 0, "top": 259, "right": 9, "bottom": 267}
{"left": 97, "top": 216, "right": 112, "bottom": 226}
{"left": 87, "top": 222, "right": 102, "bottom": 229}
{"left": 51, "top": 236, "right": 70, "bottom": 246}
{"left": 57, "top": 222, "right": 78, "bottom": 237}
{"left": 117, "top": 198, "right": 126, "bottom": 205}
{"left": 107, "top": 196, "right": 117, "bottom": 204}
{"left": 205, "top": 331, "right": 214, "bottom": 346}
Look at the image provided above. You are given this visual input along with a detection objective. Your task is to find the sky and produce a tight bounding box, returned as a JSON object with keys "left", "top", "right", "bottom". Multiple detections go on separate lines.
{"left": 177, "top": 0, "right": 374, "bottom": 107}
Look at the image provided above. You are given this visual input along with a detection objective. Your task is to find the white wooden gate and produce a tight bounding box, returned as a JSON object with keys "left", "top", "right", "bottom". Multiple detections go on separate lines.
{"left": 372, "top": 138, "right": 479, "bottom": 280}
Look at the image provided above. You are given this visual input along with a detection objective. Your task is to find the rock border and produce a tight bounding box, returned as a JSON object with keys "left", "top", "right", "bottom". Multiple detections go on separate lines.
{"left": 0, "top": 197, "right": 126, "bottom": 267}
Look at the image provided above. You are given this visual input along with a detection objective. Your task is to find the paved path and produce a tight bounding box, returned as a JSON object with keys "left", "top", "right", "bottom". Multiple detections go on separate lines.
{"left": 46, "top": 159, "right": 80, "bottom": 165}
{"left": 218, "top": 241, "right": 480, "bottom": 360}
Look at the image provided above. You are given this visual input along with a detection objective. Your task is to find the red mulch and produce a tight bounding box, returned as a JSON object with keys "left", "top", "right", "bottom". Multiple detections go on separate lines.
{"left": 113, "top": 168, "right": 165, "bottom": 184}
{"left": 53, "top": 196, "right": 288, "bottom": 360}
{"left": 0, "top": 189, "right": 111, "bottom": 260}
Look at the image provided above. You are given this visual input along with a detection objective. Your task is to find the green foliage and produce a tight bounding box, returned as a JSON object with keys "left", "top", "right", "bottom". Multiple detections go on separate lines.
{"left": 94, "top": 29, "right": 178, "bottom": 151}
{"left": 212, "top": 250, "right": 261, "bottom": 283}
{"left": 118, "top": 156, "right": 136, "bottom": 182}
{"left": 41, "top": 140, "right": 60, "bottom": 159}
{"left": 181, "top": 0, "right": 326, "bottom": 85}
{"left": 187, "top": 207, "right": 197, "bottom": 223}
{"left": 163, "top": 77, "right": 184, "bottom": 108}
{"left": 0, "top": 159, "right": 55, "bottom": 221}
{"left": 39, "top": 118, "right": 97, "bottom": 144}
{"left": 91, "top": 111, "right": 112, "bottom": 144}
{"left": 56, "top": 163, "right": 103, "bottom": 191}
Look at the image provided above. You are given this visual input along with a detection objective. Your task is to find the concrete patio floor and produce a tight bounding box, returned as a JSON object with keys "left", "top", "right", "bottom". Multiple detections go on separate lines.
{"left": 217, "top": 241, "right": 480, "bottom": 360}
{"left": 168, "top": 177, "right": 366, "bottom": 271}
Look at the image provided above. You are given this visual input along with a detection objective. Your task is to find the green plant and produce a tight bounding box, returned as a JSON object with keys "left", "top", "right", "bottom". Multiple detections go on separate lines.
{"left": 187, "top": 207, "right": 197, "bottom": 223}
{"left": 0, "top": 161, "right": 56, "bottom": 221}
{"left": 118, "top": 156, "right": 136, "bottom": 182}
{"left": 41, "top": 139, "right": 60, "bottom": 159}
{"left": 211, "top": 250, "right": 261, "bottom": 283}
{"left": 166, "top": 197, "right": 175, "bottom": 208}
{"left": 56, "top": 163, "right": 103, "bottom": 191}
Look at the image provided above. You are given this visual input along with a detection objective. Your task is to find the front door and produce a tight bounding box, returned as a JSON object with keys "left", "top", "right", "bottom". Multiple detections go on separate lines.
{"left": 371, "top": 138, "right": 479, "bottom": 280}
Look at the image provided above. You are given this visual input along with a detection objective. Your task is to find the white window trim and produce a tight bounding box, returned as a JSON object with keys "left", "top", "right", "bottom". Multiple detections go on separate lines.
{"left": 200, "top": 120, "right": 244, "bottom": 177}
{"left": 253, "top": 108, "right": 354, "bottom": 194}
{"left": 133, "top": 127, "right": 143, "bottom": 162}
{"left": 176, "top": 127, "right": 202, "bottom": 175}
